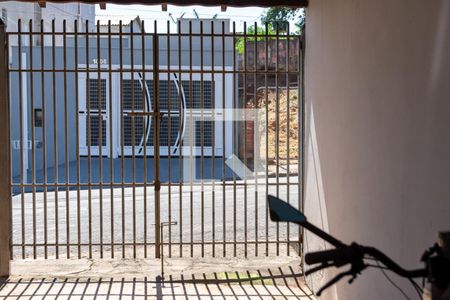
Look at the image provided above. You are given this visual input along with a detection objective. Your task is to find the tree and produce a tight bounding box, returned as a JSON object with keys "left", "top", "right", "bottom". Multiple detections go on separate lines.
{"left": 235, "top": 24, "right": 276, "bottom": 54}
{"left": 234, "top": 8, "right": 305, "bottom": 54}
{"left": 261, "top": 8, "right": 305, "bottom": 33}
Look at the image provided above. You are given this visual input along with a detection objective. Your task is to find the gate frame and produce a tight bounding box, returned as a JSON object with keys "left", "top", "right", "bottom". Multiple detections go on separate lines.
{"left": 0, "top": 19, "right": 11, "bottom": 278}
{"left": 152, "top": 29, "right": 161, "bottom": 258}
{"left": 4, "top": 20, "right": 305, "bottom": 263}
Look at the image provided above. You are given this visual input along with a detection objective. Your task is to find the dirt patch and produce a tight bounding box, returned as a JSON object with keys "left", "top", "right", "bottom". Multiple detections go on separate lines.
{"left": 251, "top": 89, "right": 299, "bottom": 166}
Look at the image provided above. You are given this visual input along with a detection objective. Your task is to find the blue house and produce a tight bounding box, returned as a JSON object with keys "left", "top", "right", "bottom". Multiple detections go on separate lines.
{"left": 9, "top": 18, "right": 237, "bottom": 190}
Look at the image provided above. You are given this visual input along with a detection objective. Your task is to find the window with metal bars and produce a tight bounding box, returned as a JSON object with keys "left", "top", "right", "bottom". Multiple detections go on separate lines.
{"left": 148, "top": 116, "right": 180, "bottom": 146}
{"left": 122, "top": 79, "right": 149, "bottom": 111}
{"left": 122, "top": 79, "right": 213, "bottom": 110}
{"left": 195, "top": 120, "right": 213, "bottom": 147}
{"left": 122, "top": 79, "right": 182, "bottom": 111}
{"left": 88, "top": 78, "right": 107, "bottom": 110}
{"left": 83, "top": 77, "right": 216, "bottom": 150}
{"left": 182, "top": 80, "right": 213, "bottom": 109}
{"left": 123, "top": 116, "right": 144, "bottom": 146}
{"left": 183, "top": 118, "right": 213, "bottom": 146}
{"left": 86, "top": 79, "right": 107, "bottom": 147}
{"left": 158, "top": 80, "right": 181, "bottom": 110}
{"left": 123, "top": 116, "right": 181, "bottom": 147}
{"left": 87, "top": 116, "right": 107, "bottom": 146}
{"left": 121, "top": 78, "right": 213, "bottom": 148}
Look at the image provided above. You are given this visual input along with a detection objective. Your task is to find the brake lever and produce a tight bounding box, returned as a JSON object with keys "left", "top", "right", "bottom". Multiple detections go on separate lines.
{"left": 316, "top": 269, "right": 354, "bottom": 296}
{"left": 316, "top": 262, "right": 367, "bottom": 296}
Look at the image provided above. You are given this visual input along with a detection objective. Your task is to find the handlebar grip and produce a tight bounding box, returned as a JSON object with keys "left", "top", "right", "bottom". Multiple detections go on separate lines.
{"left": 305, "top": 247, "right": 353, "bottom": 265}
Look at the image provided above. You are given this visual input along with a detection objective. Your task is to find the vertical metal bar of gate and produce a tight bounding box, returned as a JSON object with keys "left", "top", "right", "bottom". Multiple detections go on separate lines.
{"left": 299, "top": 26, "right": 305, "bottom": 260}
{"left": 40, "top": 19, "right": 49, "bottom": 260}
{"left": 212, "top": 21, "right": 217, "bottom": 258}
{"left": 275, "top": 22, "right": 280, "bottom": 256}
{"left": 153, "top": 22, "right": 161, "bottom": 258}
{"left": 108, "top": 20, "right": 115, "bottom": 259}
{"left": 63, "top": 20, "right": 70, "bottom": 259}
{"left": 286, "top": 23, "right": 291, "bottom": 256}
{"left": 232, "top": 22, "right": 237, "bottom": 258}
{"left": 0, "top": 19, "right": 11, "bottom": 276}
{"left": 28, "top": 20, "right": 37, "bottom": 260}
{"left": 141, "top": 20, "right": 148, "bottom": 259}
{"left": 17, "top": 20, "right": 25, "bottom": 260}
{"left": 85, "top": 20, "right": 93, "bottom": 259}
{"left": 177, "top": 20, "right": 183, "bottom": 258}
{"left": 221, "top": 21, "right": 227, "bottom": 258}
{"left": 253, "top": 21, "right": 258, "bottom": 257}
{"left": 200, "top": 21, "right": 205, "bottom": 258}
{"left": 211, "top": 21, "right": 216, "bottom": 258}
{"left": 96, "top": 20, "right": 104, "bottom": 259}
{"left": 119, "top": 20, "right": 126, "bottom": 259}
{"left": 264, "top": 22, "right": 269, "bottom": 256}
{"left": 166, "top": 20, "right": 173, "bottom": 258}
{"left": 74, "top": 20, "right": 81, "bottom": 259}
{"left": 188, "top": 21, "right": 194, "bottom": 258}
{"left": 51, "top": 19, "right": 59, "bottom": 259}
{"left": 130, "top": 21, "right": 137, "bottom": 259}
{"left": 243, "top": 22, "right": 248, "bottom": 258}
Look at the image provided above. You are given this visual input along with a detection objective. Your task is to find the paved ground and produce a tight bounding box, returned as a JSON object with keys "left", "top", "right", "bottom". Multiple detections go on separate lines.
{"left": 12, "top": 158, "right": 298, "bottom": 194}
{"left": 8, "top": 174, "right": 310, "bottom": 299}
{"left": 13, "top": 157, "right": 238, "bottom": 194}
{"left": 0, "top": 276, "right": 314, "bottom": 299}
{"left": 2, "top": 256, "right": 316, "bottom": 299}
{"left": 12, "top": 177, "right": 301, "bottom": 259}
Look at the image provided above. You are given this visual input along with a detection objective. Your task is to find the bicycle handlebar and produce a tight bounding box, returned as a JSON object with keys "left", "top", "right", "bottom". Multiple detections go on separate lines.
{"left": 267, "top": 194, "right": 430, "bottom": 288}
{"left": 361, "top": 246, "right": 426, "bottom": 278}
{"left": 305, "top": 244, "right": 427, "bottom": 279}
{"left": 305, "top": 247, "right": 356, "bottom": 266}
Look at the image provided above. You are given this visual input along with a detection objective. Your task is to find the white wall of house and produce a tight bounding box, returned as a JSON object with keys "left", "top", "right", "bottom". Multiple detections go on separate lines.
{"left": 0, "top": 1, "right": 95, "bottom": 45}
{"left": 304, "top": 0, "right": 450, "bottom": 299}
{"left": 0, "top": 1, "right": 37, "bottom": 32}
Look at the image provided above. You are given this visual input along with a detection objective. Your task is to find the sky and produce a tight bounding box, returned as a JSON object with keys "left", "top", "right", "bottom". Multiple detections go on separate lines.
{"left": 95, "top": 4, "right": 271, "bottom": 32}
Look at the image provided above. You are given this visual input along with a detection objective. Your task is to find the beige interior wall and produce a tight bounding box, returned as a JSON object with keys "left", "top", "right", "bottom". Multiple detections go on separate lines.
{"left": 304, "top": 0, "right": 450, "bottom": 299}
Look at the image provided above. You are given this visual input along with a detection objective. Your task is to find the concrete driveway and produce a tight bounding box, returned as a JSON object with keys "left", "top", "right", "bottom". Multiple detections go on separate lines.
{"left": 4, "top": 256, "right": 315, "bottom": 299}
{"left": 12, "top": 176, "right": 301, "bottom": 259}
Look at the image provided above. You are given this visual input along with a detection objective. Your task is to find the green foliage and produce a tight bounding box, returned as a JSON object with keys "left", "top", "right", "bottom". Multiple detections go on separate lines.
{"left": 234, "top": 24, "right": 276, "bottom": 54}
{"left": 261, "top": 7, "right": 305, "bottom": 33}
{"left": 234, "top": 8, "right": 305, "bottom": 54}
{"left": 216, "top": 272, "right": 273, "bottom": 285}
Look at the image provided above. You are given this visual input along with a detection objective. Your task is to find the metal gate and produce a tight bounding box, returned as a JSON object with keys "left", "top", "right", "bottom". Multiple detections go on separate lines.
{"left": 6, "top": 18, "right": 303, "bottom": 260}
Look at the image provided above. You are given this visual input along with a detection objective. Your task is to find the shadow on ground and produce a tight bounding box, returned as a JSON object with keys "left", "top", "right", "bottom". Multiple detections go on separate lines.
{"left": 0, "top": 266, "right": 315, "bottom": 299}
